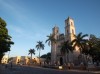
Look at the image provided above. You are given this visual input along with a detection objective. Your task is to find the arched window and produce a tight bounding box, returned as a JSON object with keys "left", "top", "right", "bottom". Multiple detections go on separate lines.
{"left": 56, "top": 30, "right": 58, "bottom": 33}
{"left": 67, "top": 30, "right": 69, "bottom": 34}
{"left": 67, "top": 22, "right": 68, "bottom": 26}
{"left": 71, "top": 22, "right": 73, "bottom": 26}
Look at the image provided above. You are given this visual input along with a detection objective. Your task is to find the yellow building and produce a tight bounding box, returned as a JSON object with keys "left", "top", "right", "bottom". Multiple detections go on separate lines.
{"left": 12, "top": 56, "right": 29, "bottom": 64}
{"left": 11, "top": 56, "right": 44, "bottom": 65}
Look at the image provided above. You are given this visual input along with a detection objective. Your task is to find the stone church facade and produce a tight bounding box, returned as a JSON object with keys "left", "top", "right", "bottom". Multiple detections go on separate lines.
{"left": 51, "top": 17, "right": 80, "bottom": 65}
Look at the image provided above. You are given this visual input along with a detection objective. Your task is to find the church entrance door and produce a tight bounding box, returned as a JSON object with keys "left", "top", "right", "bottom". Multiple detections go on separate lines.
{"left": 60, "top": 57, "right": 63, "bottom": 65}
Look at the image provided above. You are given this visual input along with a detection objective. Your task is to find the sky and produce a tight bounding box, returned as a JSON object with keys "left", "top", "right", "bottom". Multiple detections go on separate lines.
{"left": 0, "top": 0, "right": 100, "bottom": 57}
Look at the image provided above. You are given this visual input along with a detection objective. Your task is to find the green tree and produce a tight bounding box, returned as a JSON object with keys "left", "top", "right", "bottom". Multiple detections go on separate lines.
{"left": 0, "top": 17, "right": 14, "bottom": 63}
{"left": 41, "top": 52, "right": 51, "bottom": 64}
{"left": 88, "top": 34, "right": 100, "bottom": 64}
{"left": 60, "top": 41, "right": 73, "bottom": 63}
{"left": 45, "top": 34, "right": 57, "bottom": 46}
{"left": 45, "top": 34, "right": 57, "bottom": 64}
{"left": 71, "top": 32, "right": 88, "bottom": 64}
{"left": 82, "top": 34, "right": 96, "bottom": 55}
{"left": 46, "top": 52, "right": 51, "bottom": 60}
{"left": 41, "top": 54, "right": 47, "bottom": 58}
{"left": 28, "top": 49, "right": 35, "bottom": 60}
{"left": 71, "top": 32, "right": 88, "bottom": 54}
{"left": 36, "top": 41, "right": 44, "bottom": 62}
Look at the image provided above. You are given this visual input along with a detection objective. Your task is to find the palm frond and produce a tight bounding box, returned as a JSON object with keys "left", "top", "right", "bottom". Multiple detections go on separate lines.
{"left": 81, "top": 34, "right": 88, "bottom": 39}
{"left": 28, "top": 48, "right": 35, "bottom": 55}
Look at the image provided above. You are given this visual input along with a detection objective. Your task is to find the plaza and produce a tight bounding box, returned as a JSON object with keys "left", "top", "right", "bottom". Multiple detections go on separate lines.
{"left": 0, "top": 64, "right": 100, "bottom": 74}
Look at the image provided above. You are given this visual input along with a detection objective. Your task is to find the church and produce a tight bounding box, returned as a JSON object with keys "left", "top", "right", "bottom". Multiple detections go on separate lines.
{"left": 51, "top": 17, "right": 80, "bottom": 65}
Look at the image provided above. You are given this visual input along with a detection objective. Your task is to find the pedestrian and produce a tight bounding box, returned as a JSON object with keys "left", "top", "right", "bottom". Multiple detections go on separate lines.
{"left": 11, "top": 61, "right": 12, "bottom": 68}
{"left": 68, "top": 63, "right": 70, "bottom": 69}
{"left": 40, "top": 62, "right": 41, "bottom": 66}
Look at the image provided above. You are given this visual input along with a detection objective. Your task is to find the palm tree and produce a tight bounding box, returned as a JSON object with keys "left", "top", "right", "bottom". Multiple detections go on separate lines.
{"left": 60, "top": 41, "right": 73, "bottom": 63}
{"left": 45, "top": 34, "right": 57, "bottom": 46}
{"left": 71, "top": 32, "right": 88, "bottom": 63}
{"left": 28, "top": 48, "right": 35, "bottom": 60}
{"left": 82, "top": 34, "right": 98, "bottom": 57}
{"left": 41, "top": 52, "right": 51, "bottom": 64}
{"left": 36, "top": 41, "right": 44, "bottom": 62}
{"left": 46, "top": 52, "right": 51, "bottom": 64}
{"left": 87, "top": 35, "right": 100, "bottom": 64}
{"left": 71, "top": 32, "right": 88, "bottom": 54}
{"left": 45, "top": 34, "right": 57, "bottom": 64}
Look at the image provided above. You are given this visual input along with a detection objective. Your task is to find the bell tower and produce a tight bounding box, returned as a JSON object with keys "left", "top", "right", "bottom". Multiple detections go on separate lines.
{"left": 65, "top": 17, "right": 79, "bottom": 63}
{"left": 65, "top": 17, "right": 76, "bottom": 42}
{"left": 51, "top": 25, "right": 59, "bottom": 64}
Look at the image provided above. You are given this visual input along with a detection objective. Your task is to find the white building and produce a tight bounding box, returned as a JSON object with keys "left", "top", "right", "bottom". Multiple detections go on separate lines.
{"left": 1, "top": 55, "right": 8, "bottom": 64}
{"left": 51, "top": 17, "right": 80, "bottom": 65}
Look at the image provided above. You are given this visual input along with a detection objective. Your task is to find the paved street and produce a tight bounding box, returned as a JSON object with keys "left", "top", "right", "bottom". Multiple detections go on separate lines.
{"left": 0, "top": 65, "right": 100, "bottom": 74}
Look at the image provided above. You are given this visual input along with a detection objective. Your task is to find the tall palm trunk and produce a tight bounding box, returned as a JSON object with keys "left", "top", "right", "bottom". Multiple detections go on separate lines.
{"left": 63, "top": 53, "right": 67, "bottom": 64}
{"left": 67, "top": 53, "right": 69, "bottom": 63}
{"left": 31, "top": 53, "right": 32, "bottom": 63}
{"left": 78, "top": 46, "right": 83, "bottom": 63}
{"left": 54, "top": 43, "right": 57, "bottom": 63}
{"left": 51, "top": 42, "right": 55, "bottom": 65}
{"left": 64, "top": 54, "right": 66, "bottom": 63}
{"left": 39, "top": 49, "right": 40, "bottom": 62}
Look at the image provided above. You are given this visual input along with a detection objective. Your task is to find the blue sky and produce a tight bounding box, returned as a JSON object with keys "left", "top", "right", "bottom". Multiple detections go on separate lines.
{"left": 0, "top": 0, "right": 100, "bottom": 57}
